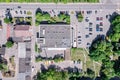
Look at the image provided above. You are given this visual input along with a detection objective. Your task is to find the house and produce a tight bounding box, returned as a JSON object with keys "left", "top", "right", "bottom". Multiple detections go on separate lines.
{"left": 13, "top": 25, "right": 32, "bottom": 42}
{"left": 36, "top": 25, "right": 71, "bottom": 49}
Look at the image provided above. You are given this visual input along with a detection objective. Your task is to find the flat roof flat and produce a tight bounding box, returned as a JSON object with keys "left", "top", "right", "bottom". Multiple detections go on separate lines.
{"left": 38, "top": 25, "right": 71, "bottom": 48}
{"left": 18, "top": 43, "right": 26, "bottom": 58}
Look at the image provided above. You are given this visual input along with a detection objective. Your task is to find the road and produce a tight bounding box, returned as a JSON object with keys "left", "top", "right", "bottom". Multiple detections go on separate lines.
{"left": 0, "top": 3, "right": 119, "bottom": 11}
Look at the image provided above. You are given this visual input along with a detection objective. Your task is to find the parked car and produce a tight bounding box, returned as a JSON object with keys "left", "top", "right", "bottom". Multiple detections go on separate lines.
{"left": 100, "top": 17, "right": 103, "bottom": 20}
{"left": 18, "top": 6, "right": 21, "bottom": 8}
{"left": 85, "top": 35, "right": 89, "bottom": 38}
{"left": 78, "top": 36, "right": 81, "bottom": 38}
{"left": 100, "top": 22, "right": 103, "bottom": 26}
{"left": 89, "top": 28, "right": 92, "bottom": 31}
{"left": 24, "top": 11, "right": 26, "bottom": 14}
{"left": 99, "top": 28, "right": 103, "bottom": 32}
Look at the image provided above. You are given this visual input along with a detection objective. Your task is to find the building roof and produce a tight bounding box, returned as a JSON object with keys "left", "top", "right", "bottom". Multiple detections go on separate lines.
{"left": 37, "top": 25, "right": 71, "bottom": 48}
{"left": 25, "top": 75, "right": 31, "bottom": 80}
{"left": 14, "top": 25, "right": 32, "bottom": 37}
{"left": 18, "top": 43, "right": 26, "bottom": 58}
{"left": 18, "top": 42, "right": 31, "bottom": 80}
{"left": 14, "top": 25, "right": 29, "bottom": 30}
{"left": 0, "top": 46, "right": 5, "bottom": 55}
{"left": 18, "top": 73, "right": 25, "bottom": 80}
{"left": 19, "top": 58, "right": 26, "bottom": 73}
{"left": 12, "top": 37, "right": 23, "bottom": 42}
{"left": 19, "top": 58, "right": 31, "bottom": 73}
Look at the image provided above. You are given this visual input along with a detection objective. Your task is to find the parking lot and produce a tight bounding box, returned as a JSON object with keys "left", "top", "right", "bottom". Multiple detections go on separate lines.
{"left": 75, "top": 9, "right": 116, "bottom": 48}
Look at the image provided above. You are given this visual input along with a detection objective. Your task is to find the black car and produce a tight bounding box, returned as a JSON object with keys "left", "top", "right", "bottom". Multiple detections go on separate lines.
{"left": 18, "top": 6, "right": 21, "bottom": 8}
{"left": 86, "top": 35, "right": 89, "bottom": 38}
{"left": 78, "top": 36, "right": 81, "bottom": 38}
{"left": 89, "top": 28, "right": 92, "bottom": 31}
{"left": 99, "top": 28, "right": 103, "bottom": 31}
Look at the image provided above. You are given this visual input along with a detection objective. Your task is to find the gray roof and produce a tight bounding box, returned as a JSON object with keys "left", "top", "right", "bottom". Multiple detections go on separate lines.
{"left": 19, "top": 58, "right": 26, "bottom": 73}
{"left": 18, "top": 73, "right": 25, "bottom": 80}
{"left": 25, "top": 75, "right": 31, "bottom": 80}
{"left": 0, "top": 47, "right": 5, "bottom": 55}
{"left": 38, "top": 25, "right": 71, "bottom": 48}
{"left": 18, "top": 43, "right": 26, "bottom": 58}
{"left": 18, "top": 42, "right": 31, "bottom": 80}
{"left": 19, "top": 58, "right": 31, "bottom": 73}
{"left": 19, "top": 42, "right": 31, "bottom": 73}
{"left": 12, "top": 37, "right": 23, "bottom": 42}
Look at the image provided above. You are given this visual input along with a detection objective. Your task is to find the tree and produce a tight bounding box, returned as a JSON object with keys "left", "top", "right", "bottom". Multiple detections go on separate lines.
{"left": 101, "top": 59, "right": 116, "bottom": 80}
{"left": 113, "top": 57, "right": 120, "bottom": 76}
{"left": 43, "top": 13, "right": 50, "bottom": 20}
{"left": 109, "top": 33, "right": 120, "bottom": 42}
{"left": 4, "top": 17, "right": 12, "bottom": 24}
{"left": 113, "top": 23, "right": 120, "bottom": 33}
{"left": 89, "top": 40, "right": 109, "bottom": 61}
{"left": 58, "top": 13, "right": 66, "bottom": 20}
{"left": 5, "top": 41, "right": 14, "bottom": 48}
{"left": 36, "top": 12, "right": 43, "bottom": 22}
{"left": 86, "top": 68, "right": 95, "bottom": 79}
{"left": 89, "top": 50, "right": 106, "bottom": 61}
{"left": 94, "top": 40, "right": 107, "bottom": 51}
{"left": 36, "top": 68, "right": 68, "bottom": 80}
{"left": 112, "top": 15, "right": 120, "bottom": 26}
{"left": 0, "top": 63, "right": 8, "bottom": 72}
{"left": 77, "top": 13, "right": 83, "bottom": 22}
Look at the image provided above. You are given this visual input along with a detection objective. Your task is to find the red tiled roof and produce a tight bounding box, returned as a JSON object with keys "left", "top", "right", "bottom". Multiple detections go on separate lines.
{"left": 14, "top": 25, "right": 32, "bottom": 37}
{"left": 14, "top": 25, "right": 29, "bottom": 30}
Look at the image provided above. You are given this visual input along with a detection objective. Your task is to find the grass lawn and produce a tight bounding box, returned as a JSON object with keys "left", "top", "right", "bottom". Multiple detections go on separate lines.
{"left": 71, "top": 48, "right": 101, "bottom": 77}
{"left": 71, "top": 48, "right": 85, "bottom": 61}
{"left": 94, "top": 62, "right": 101, "bottom": 76}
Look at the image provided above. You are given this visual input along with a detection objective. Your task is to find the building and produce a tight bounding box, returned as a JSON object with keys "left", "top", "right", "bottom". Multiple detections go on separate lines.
{"left": 13, "top": 25, "right": 32, "bottom": 42}
{"left": 36, "top": 25, "right": 71, "bottom": 49}
{"left": 18, "top": 42, "right": 31, "bottom": 80}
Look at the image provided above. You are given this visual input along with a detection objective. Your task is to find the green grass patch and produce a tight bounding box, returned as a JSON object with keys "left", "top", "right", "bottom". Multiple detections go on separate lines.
{"left": 71, "top": 48, "right": 101, "bottom": 77}
{"left": 71, "top": 48, "right": 85, "bottom": 61}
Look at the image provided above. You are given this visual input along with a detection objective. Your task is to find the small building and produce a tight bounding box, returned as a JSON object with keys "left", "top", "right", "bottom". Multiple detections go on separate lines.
{"left": 13, "top": 25, "right": 32, "bottom": 42}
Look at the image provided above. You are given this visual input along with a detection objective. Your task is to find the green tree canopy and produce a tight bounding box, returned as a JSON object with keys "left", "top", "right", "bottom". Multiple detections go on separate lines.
{"left": 112, "top": 15, "right": 120, "bottom": 26}
{"left": 4, "top": 17, "right": 12, "bottom": 24}
{"left": 101, "top": 59, "right": 116, "bottom": 80}
{"left": 36, "top": 68, "right": 68, "bottom": 80}
{"left": 5, "top": 41, "right": 14, "bottom": 48}
{"left": 113, "top": 23, "right": 120, "bottom": 33}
